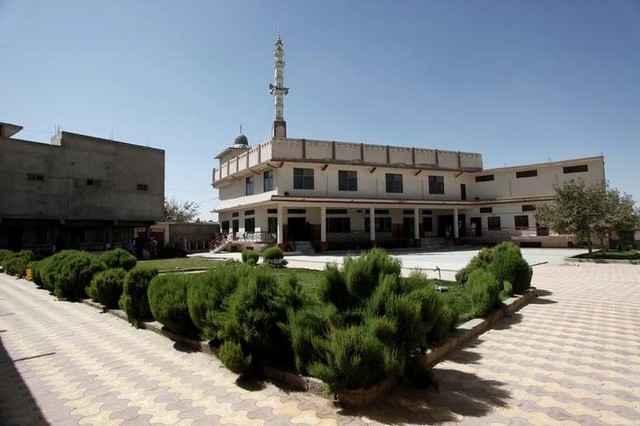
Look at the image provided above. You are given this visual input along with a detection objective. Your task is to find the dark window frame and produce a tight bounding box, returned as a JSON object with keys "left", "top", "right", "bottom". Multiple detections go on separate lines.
{"left": 563, "top": 164, "right": 588, "bottom": 174}
{"left": 514, "top": 215, "right": 530, "bottom": 230}
{"left": 338, "top": 170, "right": 358, "bottom": 191}
{"left": 475, "top": 175, "right": 494, "bottom": 182}
{"left": 516, "top": 169, "right": 538, "bottom": 178}
{"left": 293, "top": 168, "right": 314, "bottom": 190}
{"left": 385, "top": 173, "right": 403, "bottom": 193}
{"left": 245, "top": 176, "right": 254, "bottom": 195}
{"left": 488, "top": 216, "right": 501, "bottom": 231}
{"left": 428, "top": 175, "right": 445, "bottom": 194}
{"left": 263, "top": 170, "right": 274, "bottom": 192}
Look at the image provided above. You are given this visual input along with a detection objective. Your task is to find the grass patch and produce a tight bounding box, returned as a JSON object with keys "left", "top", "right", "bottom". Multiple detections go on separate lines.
{"left": 575, "top": 249, "right": 640, "bottom": 260}
{"left": 138, "top": 257, "right": 221, "bottom": 272}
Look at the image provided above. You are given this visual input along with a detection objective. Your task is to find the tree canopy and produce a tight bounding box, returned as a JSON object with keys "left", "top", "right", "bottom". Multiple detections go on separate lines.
{"left": 164, "top": 197, "right": 200, "bottom": 223}
{"left": 536, "top": 180, "right": 639, "bottom": 253}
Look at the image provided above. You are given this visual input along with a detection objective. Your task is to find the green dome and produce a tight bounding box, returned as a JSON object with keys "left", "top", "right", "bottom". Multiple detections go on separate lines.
{"left": 234, "top": 133, "right": 248, "bottom": 146}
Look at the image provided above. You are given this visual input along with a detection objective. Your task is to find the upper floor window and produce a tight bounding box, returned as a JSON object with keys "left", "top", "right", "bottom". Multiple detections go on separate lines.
{"left": 475, "top": 174, "right": 494, "bottom": 182}
{"left": 86, "top": 179, "right": 100, "bottom": 186}
{"left": 338, "top": 170, "right": 357, "bottom": 191}
{"left": 246, "top": 176, "right": 254, "bottom": 195}
{"left": 263, "top": 170, "right": 274, "bottom": 192}
{"left": 385, "top": 173, "right": 403, "bottom": 193}
{"left": 480, "top": 207, "right": 493, "bottom": 213}
{"left": 137, "top": 183, "right": 149, "bottom": 191}
{"left": 428, "top": 175, "right": 445, "bottom": 194}
{"left": 27, "top": 173, "right": 44, "bottom": 181}
{"left": 294, "top": 168, "right": 314, "bottom": 190}
{"left": 563, "top": 164, "right": 588, "bottom": 174}
{"left": 516, "top": 169, "right": 538, "bottom": 178}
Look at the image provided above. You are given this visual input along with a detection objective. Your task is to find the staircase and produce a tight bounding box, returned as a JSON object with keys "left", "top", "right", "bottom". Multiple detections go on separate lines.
{"left": 293, "top": 241, "right": 315, "bottom": 255}
{"left": 420, "top": 237, "right": 450, "bottom": 250}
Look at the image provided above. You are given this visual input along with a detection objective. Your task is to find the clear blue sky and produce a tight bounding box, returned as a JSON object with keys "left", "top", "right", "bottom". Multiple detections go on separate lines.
{"left": 2, "top": 0, "right": 639, "bottom": 220}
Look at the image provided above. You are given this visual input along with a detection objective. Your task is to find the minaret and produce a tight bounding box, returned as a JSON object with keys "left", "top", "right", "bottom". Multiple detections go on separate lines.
{"left": 269, "top": 31, "right": 289, "bottom": 138}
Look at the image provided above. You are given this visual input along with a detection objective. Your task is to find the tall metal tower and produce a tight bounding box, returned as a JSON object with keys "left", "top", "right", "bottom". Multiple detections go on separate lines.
{"left": 269, "top": 31, "right": 289, "bottom": 138}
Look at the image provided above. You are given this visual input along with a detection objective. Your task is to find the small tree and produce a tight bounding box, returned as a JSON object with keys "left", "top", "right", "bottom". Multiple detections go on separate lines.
{"left": 164, "top": 197, "right": 199, "bottom": 223}
{"left": 537, "top": 180, "right": 639, "bottom": 254}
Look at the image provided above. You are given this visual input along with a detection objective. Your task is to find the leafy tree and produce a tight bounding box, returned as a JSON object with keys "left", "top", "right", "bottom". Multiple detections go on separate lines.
{"left": 163, "top": 197, "right": 199, "bottom": 222}
{"left": 536, "top": 180, "right": 639, "bottom": 253}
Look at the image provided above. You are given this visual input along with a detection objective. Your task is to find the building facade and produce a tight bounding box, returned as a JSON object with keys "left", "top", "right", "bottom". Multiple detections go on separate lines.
{"left": 211, "top": 36, "right": 605, "bottom": 252}
{"left": 0, "top": 122, "right": 165, "bottom": 253}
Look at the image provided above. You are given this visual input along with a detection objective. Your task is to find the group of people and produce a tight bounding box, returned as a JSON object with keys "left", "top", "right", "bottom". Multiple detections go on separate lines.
{"left": 127, "top": 236, "right": 159, "bottom": 259}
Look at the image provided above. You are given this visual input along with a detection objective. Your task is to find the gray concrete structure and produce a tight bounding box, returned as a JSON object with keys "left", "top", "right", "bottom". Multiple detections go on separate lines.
{"left": 0, "top": 122, "right": 164, "bottom": 253}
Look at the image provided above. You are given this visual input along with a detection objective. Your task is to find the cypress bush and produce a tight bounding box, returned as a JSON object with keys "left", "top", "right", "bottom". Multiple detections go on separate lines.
{"left": 262, "top": 246, "right": 287, "bottom": 268}
{"left": 2, "top": 250, "right": 34, "bottom": 277}
{"left": 491, "top": 243, "right": 532, "bottom": 294}
{"left": 466, "top": 268, "right": 501, "bottom": 317}
{"left": 455, "top": 247, "right": 493, "bottom": 285}
{"left": 187, "top": 262, "right": 247, "bottom": 340}
{"left": 218, "top": 340, "right": 252, "bottom": 375}
{"left": 241, "top": 249, "right": 259, "bottom": 265}
{"left": 148, "top": 273, "right": 197, "bottom": 337}
{"left": 87, "top": 268, "right": 127, "bottom": 308}
{"left": 31, "top": 250, "right": 78, "bottom": 291}
{"left": 119, "top": 266, "right": 158, "bottom": 324}
{"left": 0, "top": 249, "right": 15, "bottom": 267}
{"left": 54, "top": 251, "right": 106, "bottom": 300}
{"left": 100, "top": 248, "right": 137, "bottom": 271}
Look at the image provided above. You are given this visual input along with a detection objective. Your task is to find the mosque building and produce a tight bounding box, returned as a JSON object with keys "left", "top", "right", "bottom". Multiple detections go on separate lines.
{"left": 211, "top": 35, "right": 605, "bottom": 253}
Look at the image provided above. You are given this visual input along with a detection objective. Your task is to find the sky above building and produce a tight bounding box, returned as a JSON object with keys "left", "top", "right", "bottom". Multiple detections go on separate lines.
{"left": 1, "top": 0, "right": 639, "bottom": 220}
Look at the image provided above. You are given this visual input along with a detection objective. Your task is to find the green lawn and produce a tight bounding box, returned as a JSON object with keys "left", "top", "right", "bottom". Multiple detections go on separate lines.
{"left": 138, "top": 257, "right": 221, "bottom": 272}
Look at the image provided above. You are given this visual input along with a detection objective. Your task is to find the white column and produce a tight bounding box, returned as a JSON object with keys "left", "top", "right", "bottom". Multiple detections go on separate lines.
{"left": 369, "top": 207, "right": 376, "bottom": 245}
{"left": 453, "top": 208, "right": 459, "bottom": 239}
{"left": 277, "top": 205, "right": 284, "bottom": 245}
{"left": 320, "top": 206, "right": 327, "bottom": 249}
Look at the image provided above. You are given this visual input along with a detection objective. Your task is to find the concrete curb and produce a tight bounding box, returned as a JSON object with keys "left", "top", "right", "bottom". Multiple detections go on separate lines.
{"left": 566, "top": 256, "right": 639, "bottom": 265}
{"left": 80, "top": 286, "right": 537, "bottom": 407}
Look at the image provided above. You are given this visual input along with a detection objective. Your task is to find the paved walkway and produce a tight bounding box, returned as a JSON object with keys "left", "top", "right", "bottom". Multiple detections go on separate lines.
{"left": 1, "top": 260, "right": 639, "bottom": 425}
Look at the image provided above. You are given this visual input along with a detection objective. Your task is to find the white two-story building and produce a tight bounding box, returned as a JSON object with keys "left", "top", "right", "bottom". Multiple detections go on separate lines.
{"left": 211, "top": 36, "right": 605, "bottom": 252}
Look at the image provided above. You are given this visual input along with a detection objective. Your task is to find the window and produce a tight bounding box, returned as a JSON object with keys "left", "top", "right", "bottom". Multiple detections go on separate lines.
{"left": 374, "top": 209, "right": 389, "bottom": 215}
{"left": 327, "top": 209, "right": 348, "bottom": 215}
{"left": 563, "top": 164, "right": 588, "bottom": 174}
{"left": 221, "top": 221, "right": 230, "bottom": 233}
{"left": 245, "top": 176, "right": 254, "bottom": 195}
{"left": 245, "top": 210, "right": 255, "bottom": 216}
{"left": 480, "top": 207, "right": 493, "bottom": 213}
{"left": 288, "top": 209, "right": 306, "bottom": 214}
{"left": 403, "top": 210, "right": 414, "bottom": 215}
{"left": 27, "top": 173, "right": 44, "bottom": 181}
{"left": 263, "top": 170, "right": 274, "bottom": 191}
{"left": 137, "top": 183, "right": 148, "bottom": 191}
{"left": 338, "top": 170, "right": 357, "bottom": 191}
{"left": 293, "top": 168, "right": 314, "bottom": 190}
{"left": 86, "top": 179, "right": 100, "bottom": 186}
{"left": 475, "top": 175, "right": 494, "bottom": 182}
{"left": 244, "top": 218, "right": 255, "bottom": 233}
{"left": 522, "top": 205, "right": 536, "bottom": 212}
{"left": 267, "top": 208, "right": 277, "bottom": 214}
{"left": 515, "top": 215, "right": 529, "bottom": 230}
{"left": 488, "top": 216, "right": 501, "bottom": 230}
{"left": 516, "top": 170, "right": 538, "bottom": 178}
{"left": 423, "top": 217, "right": 433, "bottom": 233}
{"left": 365, "top": 217, "right": 393, "bottom": 232}
{"left": 385, "top": 173, "right": 403, "bottom": 193}
{"left": 232, "top": 212, "right": 239, "bottom": 217}
{"left": 422, "top": 210, "right": 433, "bottom": 215}
{"left": 428, "top": 175, "right": 445, "bottom": 194}
{"left": 327, "top": 217, "right": 351, "bottom": 233}
{"left": 267, "top": 217, "right": 278, "bottom": 234}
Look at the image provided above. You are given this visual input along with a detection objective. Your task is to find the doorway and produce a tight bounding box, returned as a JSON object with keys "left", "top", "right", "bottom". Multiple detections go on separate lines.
{"left": 287, "top": 217, "right": 309, "bottom": 241}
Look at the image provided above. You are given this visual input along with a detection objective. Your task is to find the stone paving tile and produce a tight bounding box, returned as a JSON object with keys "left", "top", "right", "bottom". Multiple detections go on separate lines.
{"left": 1, "top": 262, "right": 640, "bottom": 425}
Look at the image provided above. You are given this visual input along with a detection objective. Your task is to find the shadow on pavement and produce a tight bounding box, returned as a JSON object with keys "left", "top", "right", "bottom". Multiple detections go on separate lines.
{"left": 0, "top": 335, "right": 48, "bottom": 425}
{"left": 341, "top": 369, "right": 510, "bottom": 424}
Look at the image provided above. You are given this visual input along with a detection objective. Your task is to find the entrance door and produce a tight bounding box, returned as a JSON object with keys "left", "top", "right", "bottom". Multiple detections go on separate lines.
{"left": 232, "top": 220, "right": 239, "bottom": 239}
{"left": 287, "top": 217, "right": 309, "bottom": 241}
{"left": 470, "top": 217, "right": 482, "bottom": 237}
{"left": 403, "top": 217, "right": 414, "bottom": 238}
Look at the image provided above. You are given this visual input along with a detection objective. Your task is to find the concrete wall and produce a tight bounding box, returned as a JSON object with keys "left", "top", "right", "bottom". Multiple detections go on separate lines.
{"left": 0, "top": 130, "right": 164, "bottom": 223}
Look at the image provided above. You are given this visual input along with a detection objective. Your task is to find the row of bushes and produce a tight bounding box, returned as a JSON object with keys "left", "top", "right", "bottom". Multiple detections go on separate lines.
{"left": 146, "top": 248, "right": 459, "bottom": 392}
{"left": 0, "top": 249, "right": 35, "bottom": 277}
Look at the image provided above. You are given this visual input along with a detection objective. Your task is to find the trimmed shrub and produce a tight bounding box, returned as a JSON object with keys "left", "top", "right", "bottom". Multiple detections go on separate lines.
{"left": 0, "top": 249, "right": 15, "bottom": 266}
{"left": 466, "top": 269, "right": 501, "bottom": 317}
{"left": 491, "top": 244, "right": 532, "bottom": 294}
{"left": 2, "top": 250, "right": 34, "bottom": 277}
{"left": 241, "top": 249, "right": 259, "bottom": 265}
{"left": 54, "top": 251, "right": 107, "bottom": 300}
{"left": 31, "top": 250, "right": 76, "bottom": 290}
{"left": 263, "top": 247, "right": 287, "bottom": 268}
{"left": 100, "top": 248, "right": 137, "bottom": 271}
{"left": 219, "top": 340, "right": 252, "bottom": 375}
{"left": 148, "top": 273, "right": 197, "bottom": 337}
{"left": 502, "top": 280, "right": 514, "bottom": 297}
{"left": 187, "top": 262, "right": 247, "bottom": 340}
{"left": 427, "top": 303, "right": 458, "bottom": 343}
{"left": 455, "top": 247, "right": 493, "bottom": 285}
{"left": 262, "top": 246, "right": 284, "bottom": 261}
{"left": 119, "top": 267, "right": 158, "bottom": 324}
{"left": 87, "top": 268, "right": 127, "bottom": 308}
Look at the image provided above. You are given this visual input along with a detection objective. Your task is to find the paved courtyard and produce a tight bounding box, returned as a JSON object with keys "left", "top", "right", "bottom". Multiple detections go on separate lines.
{"left": 1, "top": 250, "right": 639, "bottom": 425}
